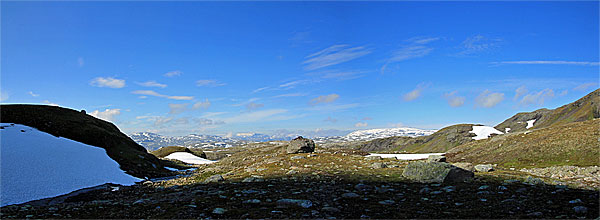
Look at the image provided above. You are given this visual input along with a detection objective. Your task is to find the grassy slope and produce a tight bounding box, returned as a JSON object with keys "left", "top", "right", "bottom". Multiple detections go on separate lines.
{"left": 0, "top": 104, "right": 172, "bottom": 178}
{"left": 447, "top": 119, "right": 600, "bottom": 168}
{"left": 496, "top": 88, "right": 599, "bottom": 132}
{"left": 150, "top": 146, "right": 206, "bottom": 158}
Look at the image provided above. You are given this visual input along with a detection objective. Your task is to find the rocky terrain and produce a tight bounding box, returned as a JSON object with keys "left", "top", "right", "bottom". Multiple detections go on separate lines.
{"left": 1, "top": 142, "right": 598, "bottom": 219}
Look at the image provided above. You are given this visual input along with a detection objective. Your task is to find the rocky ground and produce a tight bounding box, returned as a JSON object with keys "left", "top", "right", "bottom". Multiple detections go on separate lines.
{"left": 1, "top": 144, "right": 599, "bottom": 219}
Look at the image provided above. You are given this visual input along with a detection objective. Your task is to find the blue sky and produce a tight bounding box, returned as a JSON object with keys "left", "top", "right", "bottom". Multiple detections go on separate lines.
{"left": 1, "top": 1, "right": 598, "bottom": 136}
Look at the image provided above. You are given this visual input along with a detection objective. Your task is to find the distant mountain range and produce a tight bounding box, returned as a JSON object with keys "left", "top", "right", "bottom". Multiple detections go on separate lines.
{"left": 129, "top": 127, "right": 437, "bottom": 151}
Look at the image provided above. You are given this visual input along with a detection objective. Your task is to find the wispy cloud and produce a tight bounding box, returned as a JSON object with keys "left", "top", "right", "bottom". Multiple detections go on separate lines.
{"left": 355, "top": 122, "right": 368, "bottom": 127}
{"left": 246, "top": 102, "right": 264, "bottom": 110}
{"left": 28, "top": 91, "right": 40, "bottom": 97}
{"left": 196, "top": 80, "right": 226, "bottom": 87}
{"left": 381, "top": 37, "right": 439, "bottom": 74}
{"left": 90, "top": 77, "right": 125, "bottom": 88}
{"left": 136, "top": 81, "right": 167, "bottom": 88}
{"left": 193, "top": 99, "right": 211, "bottom": 109}
{"left": 303, "top": 44, "right": 371, "bottom": 70}
{"left": 324, "top": 116, "right": 337, "bottom": 123}
{"left": 279, "top": 79, "right": 312, "bottom": 90}
{"left": 403, "top": 83, "right": 428, "bottom": 101}
{"left": 90, "top": 109, "right": 121, "bottom": 122}
{"left": 308, "top": 103, "right": 360, "bottom": 112}
{"left": 77, "top": 57, "right": 84, "bottom": 67}
{"left": 492, "top": 61, "right": 599, "bottom": 66}
{"left": 443, "top": 91, "right": 465, "bottom": 107}
{"left": 310, "top": 69, "right": 367, "bottom": 81}
{"left": 273, "top": 93, "right": 308, "bottom": 98}
{"left": 252, "top": 86, "right": 270, "bottom": 93}
{"left": 475, "top": 90, "right": 504, "bottom": 108}
{"left": 164, "top": 70, "right": 182, "bottom": 77}
{"left": 232, "top": 98, "right": 261, "bottom": 107}
{"left": 573, "top": 82, "right": 598, "bottom": 91}
{"left": 457, "top": 34, "right": 501, "bottom": 56}
{"left": 131, "top": 90, "right": 194, "bottom": 100}
{"left": 310, "top": 94, "right": 340, "bottom": 105}
{"left": 514, "top": 86, "right": 528, "bottom": 101}
{"left": 223, "top": 109, "right": 292, "bottom": 123}
{"left": 519, "top": 89, "right": 554, "bottom": 106}
{"left": 168, "top": 103, "right": 189, "bottom": 114}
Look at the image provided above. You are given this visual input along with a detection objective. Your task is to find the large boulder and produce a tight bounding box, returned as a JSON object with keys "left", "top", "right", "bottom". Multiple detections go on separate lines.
{"left": 286, "top": 136, "right": 316, "bottom": 154}
{"left": 403, "top": 161, "right": 474, "bottom": 183}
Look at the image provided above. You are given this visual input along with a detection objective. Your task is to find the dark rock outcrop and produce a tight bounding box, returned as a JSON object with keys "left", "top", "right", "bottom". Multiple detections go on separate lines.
{"left": 287, "top": 136, "right": 315, "bottom": 154}
{"left": 403, "top": 161, "right": 474, "bottom": 183}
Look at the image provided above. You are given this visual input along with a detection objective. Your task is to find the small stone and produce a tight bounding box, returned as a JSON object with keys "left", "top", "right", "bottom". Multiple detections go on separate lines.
{"left": 430, "top": 191, "right": 443, "bottom": 195}
{"left": 474, "top": 164, "right": 494, "bottom": 172}
{"left": 477, "top": 191, "right": 490, "bottom": 195}
{"left": 133, "top": 199, "right": 146, "bottom": 205}
{"left": 204, "top": 174, "right": 224, "bottom": 183}
{"left": 286, "top": 170, "right": 299, "bottom": 175}
{"left": 497, "top": 186, "right": 508, "bottom": 191}
{"left": 526, "top": 212, "right": 543, "bottom": 217}
{"left": 321, "top": 207, "right": 341, "bottom": 213}
{"left": 573, "top": 206, "right": 588, "bottom": 214}
{"left": 212, "top": 208, "right": 227, "bottom": 214}
{"left": 569, "top": 199, "right": 582, "bottom": 204}
{"left": 276, "top": 199, "right": 313, "bottom": 208}
{"left": 442, "top": 186, "right": 456, "bottom": 192}
{"left": 419, "top": 187, "right": 431, "bottom": 194}
{"left": 480, "top": 199, "right": 487, "bottom": 202}
{"left": 366, "top": 156, "right": 382, "bottom": 160}
{"left": 243, "top": 199, "right": 261, "bottom": 204}
{"left": 478, "top": 185, "right": 489, "bottom": 190}
{"left": 455, "top": 202, "right": 463, "bottom": 206}
{"left": 516, "top": 187, "right": 527, "bottom": 193}
{"left": 427, "top": 155, "right": 446, "bottom": 162}
{"left": 291, "top": 156, "right": 305, "bottom": 160}
{"left": 524, "top": 176, "right": 545, "bottom": 185}
{"left": 354, "top": 183, "right": 371, "bottom": 191}
{"left": 371, "top": 162, "right": 387, "bottom": 169}
{"left": 378, "top": 200, "right": 395, "bottom": 205}
{"left": 341, "top": 192, "right": 360, "bottom": 199}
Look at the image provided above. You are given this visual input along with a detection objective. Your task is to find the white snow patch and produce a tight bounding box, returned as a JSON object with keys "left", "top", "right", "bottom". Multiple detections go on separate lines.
{"left": 526, "top": 119, "right": 536, "bottom": 129}
{"left": 470, "top": 125, "right": 503, "bottom": 140}
{"left": 0, "top": 123, "right": 142, "bottom": 206}
{"left": 165, "top": 152, "right": 216, "bottom": 165}
{"left": 366, "top": 153, "right": 445, "bottom": 160}
{"left": 505, "top": 128, "right": 511, "bottom": 133}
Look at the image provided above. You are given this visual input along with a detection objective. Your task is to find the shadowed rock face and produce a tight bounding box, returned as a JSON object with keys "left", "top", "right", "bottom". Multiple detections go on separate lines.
{"left": 0, "top": 104, "right": 171, "bottom": 178}
{"left": 287, "top": 136, "right": 316, "bottom": 154}
{"left": 402, "top": 161, "right": 474, "bottom": 183}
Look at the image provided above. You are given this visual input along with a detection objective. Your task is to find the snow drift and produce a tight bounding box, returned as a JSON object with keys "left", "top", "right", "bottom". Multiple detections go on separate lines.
{"left": 165, "top": 152, "right": 216, "bottom": 165}
{"left": 0, "top": 123, "right": 141, "bottom": 206}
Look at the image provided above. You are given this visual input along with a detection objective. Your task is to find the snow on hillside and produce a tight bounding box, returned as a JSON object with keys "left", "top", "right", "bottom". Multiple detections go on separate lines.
{"left": 526, "top": 119, "right": 536, "bottom": 129}
{"left": 366, "top": 153, "right": 445, "bottom": 160}
{"left": 0, "top": 123, "right": 141, "bottom": 206}
{"left": 343, "top": 127, "right": 436, "bottom": 142}
{"left": 165, "top": 152, "right": 216, "bottom": 165}
{"left": 470, "top": 125, "right": 504, "bottom": 140}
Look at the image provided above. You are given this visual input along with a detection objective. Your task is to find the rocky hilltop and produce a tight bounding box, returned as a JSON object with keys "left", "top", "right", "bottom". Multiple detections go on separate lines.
{"left": 0, "top": 104, "right": 172, "bottom": 178}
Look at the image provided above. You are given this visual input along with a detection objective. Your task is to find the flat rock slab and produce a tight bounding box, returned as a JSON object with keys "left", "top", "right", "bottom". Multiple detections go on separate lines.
{"left": 403, "top": 161, "right": 474, "bottom": 183}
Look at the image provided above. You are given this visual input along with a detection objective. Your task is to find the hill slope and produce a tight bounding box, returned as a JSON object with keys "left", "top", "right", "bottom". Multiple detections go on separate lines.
{"left": 0, "top": 104, "right": 171, "bottom": 178}
{"left": 447, "top": 119, "right": 600, "bottom": 168}
{"left": 495, "top": 88, "right": 600, "bottom": 132}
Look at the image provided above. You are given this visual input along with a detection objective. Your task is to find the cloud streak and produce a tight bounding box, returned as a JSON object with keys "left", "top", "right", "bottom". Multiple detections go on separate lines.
{"left": 196, "top": 80, "right": 226, "bottom": 87}
{"left": 90, "top": 77, "right": 125, "bottom": 88}
{"left": 381, "top": 37, "right": 439, "bottom": 74}
{"left": 131, "top": 90, "right": 194, "bottom": 100}
{"left": 493, "top": 61, "right": 599, "bottom": 66}
{"left": 403, "top": 83, "right": 427, "bottom": 101}
{"left": 137, "top": 81, "right": 167, "bottom": 88}
{"left": 164, "top": 70, "right": 182, "bottom": 77}
{"left": 303, "top": 44, "right": 371, "bottom": 70}
{"left": 310, "top": 94, "right": 339, "bottom": 105}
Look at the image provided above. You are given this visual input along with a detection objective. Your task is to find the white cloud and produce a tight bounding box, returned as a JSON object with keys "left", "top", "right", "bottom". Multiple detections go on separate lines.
{"left": 252, "top": 86, "right": 270, "bottom": 93}
{"left": 164, "top": 70, "right": 182, "bottom": 77}
{"left": 307, "top": 103, "right": 360, "bottom": 112}
{"left": 77, "top": 57, "right": 84, "bottom": 67}
{"left": 403, "top": 83, "right": 427, "bottom": 101}
{"left": 193, "top": 99, "right": 211, "bottom": 110}
{"left": 443, "top": 91, "right": 465, "bottom": 107}
{"left": 273, "top": 93, "right": 308, "bottom": 98}
{"left": 89, "top": 109, "right": 121, "bottom": 122}
{"left": 196, "top": 80, "right": 226, "bottom": 87}
{"left": 28, "top": 91, "right": 40, "bottom": 97}
{"left": 475, "top": 90, "right": 504, "bottom": 108}
{"left": 303, "top": 44, "right": 371, "bottom": 70}
{"left": 246, "top": 102, "right": 264, "bottom": 110}
{"left": 573, "top": 82, "right": 598, "bottom": 91}
{"left": 493, "top": 61, "right": 599, "bottom": 66}
{"left": 279, "top": 79, "right": 311, "bottom": 89}
{"left": 41, "top": 100, "right": 59, "bottom": 106}
{"left": 310, "top": 94, "right": 340, "bottom": 105}
{"left": 355, "top": 122, "right": 368, "bottom": 127}
{"left": 514, "top": 86, "right": 528, "bottom": 101}
{"left": 169, "top": 103, "right": 189, "bottom": 114}
{"left": 381, "top": 37, "right": 439, "bottom": 74}
{"left": 136, "top": 81, "right": 167, "bottom": 88}
{"left": 458, "top": 34, "right": 500, "bottom": 55}
{"left": 313, "top": 69, "right": 367, "bottom": 81}
{"left": 90, "top": 77, "right": 125, "bottom": 88}
{"left": 519, "top": 89, "right": 554, "bottom": 106}
{"left": 153, "top": 116, "right": 174, "bottom": 127}
{"left": 131, "top": 90, "right": 194, "bottom": 100}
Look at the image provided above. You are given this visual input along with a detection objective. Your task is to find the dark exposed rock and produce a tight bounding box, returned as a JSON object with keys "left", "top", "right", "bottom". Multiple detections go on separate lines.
{"left": 287, "top": 136, "right": 316, "bottom": 154}
{"left": 403, "top": 161, "right": 474, "bottom": 183}
{"left": 427, "top": 155, "right": 446, "bottom": 162}
{"left": 204, "top": 174, "right": 224, "bottom": 183}
{"left": 474, "top": 164, "right": 494, "bottom": 172}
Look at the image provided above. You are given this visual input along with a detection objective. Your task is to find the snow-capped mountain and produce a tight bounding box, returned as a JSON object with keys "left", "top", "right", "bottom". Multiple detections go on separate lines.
{"left": 129, "top": 132, "right": 240, "bottom": 151}
{"left": 344, "top": 127, "right": 436, "bottom": 141}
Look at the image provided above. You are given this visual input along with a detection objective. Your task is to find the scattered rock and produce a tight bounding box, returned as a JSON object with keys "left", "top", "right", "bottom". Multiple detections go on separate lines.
{"left": 204, "top": 174, "right": 224, "bottom": 183}
{"left": 474, "top": 164, "right": 494, "bottom": 172}
{"left": 402, "top": 161, "right": 474, "bottom": 183}
{"left": 524, "top": 176, "right": 545, "bottom": 185}
{"left": 287, "top": 136, "right": 316, "bottom": 154}
{"left": 354, "top": 183, "right": 371, "bottom": 191}
{"left": 378, "top": 200, "right": 395, "bottom": 205}
{"left": 526, "top": 212, "right": 543, "bottom": 217}
{"left": 243, "top": 199, "right": 261, "bottom": 204}
{"left": 242, "top": 176, "right": 265, "bottom": 183}
{"left": 478, "top": 185, "right": 489, "bottom": 190}
{"left": 276, "top": 199, "right": 313, "bottom": 208}
{"left": 573, "top": 206, "right": 588, "bottom": 214}
{"left": 569, "top": 199, "right": 582, "bottom": 204}
{"left": 371, "top": 162, "right": 387, "bottom": 169}
{"left": 341, "top": 192, "right": 360, "bottom": 199}
{"left": 212, "top": 208, "right": 227, "bottom": 214}
{"left": 427, "top": 155, "right": 446, "bottom": 163}
{"left": 290, "top": 156, "right": 305, "bottom": 160}
{"left": 286, "top": 170, "right": 299, "bottom": 175}
{"left": 366, "top": 156, "right": 382, "bottom": 161}
{"left": 321, "top": 206, "right": 341, "bottom": 213}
